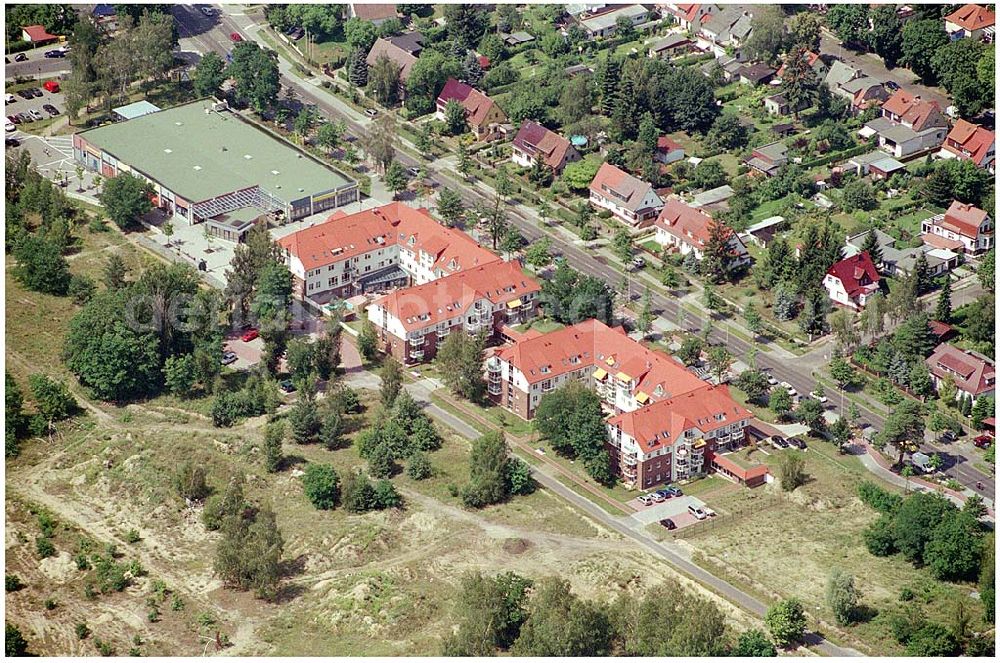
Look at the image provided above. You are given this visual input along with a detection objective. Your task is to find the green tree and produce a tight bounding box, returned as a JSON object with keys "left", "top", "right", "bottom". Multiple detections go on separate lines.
{"left": 162, "top": 354, "right": 197, "bottom": 398}
{"left": 214, "top": 497, "right": 284, "bottom": 599}
{"left": 383, "top": 160, "right": 409, "bottom": 200}
{"left": 795, "top": 397, "right": 827, "bottom": 432}
{"left": 436, "top": 188, "right": 465, "bottom": 227}
{"left": 827, "top": 4, "right": 870, "bottom": 47}
{"left": 905, "top": 623, "right": 960, "bottom": 656}
{"left": 534, "top": 383, "right": 612, "bottom": 485}
{"left": 867, "top": 4, "right": 903, "bottom": 67}
{"left": 732, "top": 629, "right": 777, "bottom": 657}
{"left": 358, "top": 317, "right": 378, "bottom": 361}
{"left": 228, "top": 42, "right": 280, "bottom": 113}
{"left": 436, "top": 331, "right": 486, "bottom": 403}
{"left": 347, "top": 47, "right": 369, "bottom": 88}
{"left": 6, "top": 622, "right": 29, "bottom": 657}
{"left": 764, "top": 598, "right": 806, "bottom": 647}
{"left": 193, "top": 51, "right": 226, "bottom": 98}
{"left": 512, "top": 577, "right": 612, "bottom": 656}
{"left": 99, "top": 172, "right": 152, "bottom": 229}
{"left": 302, "top": 463, "right": 341, "bottom": 510}
{"left": 379, "top": 357, "right": 403, "bottom": 408}
{"left": 444, "top": 98, "right": 467, "bottom": 135}
{"left": 901, "top": 19, "right": 950, "bottom": 83}
{"left": 343, "top": 16, "right": 378, "bottom": 52}
{"left": 781, "top": 46, "right": 819, "bottom": 116}
{"left": 924, "top": 508, "right": 985, "bottom": 581}
{"left": 263, "top": 421, "right": 284, "bottom": 473}
{"left": 12, "top": 235, "right": 71, "bottom": 296}
{"left": 830, "top": 416, "right": 853, "bottom": 454}
{"left": 778, "top": 452, "right": 807, "bottom": 492}
{"left": 462, "top": 430, "right": 512, "bottom": 508}
{"left": 769, "top": 388, "right": 793, "bottom": 420}
{"left": 743, "top": 6, "right": 787, "bottom": 63}
{"left": 405, "top": 49, "right": 462, "bottom": 113}
{"left": 289, "top": 390, "right": 320, "bottom": 444}
{"left": 442, "top": 572, "right": 533, "bottom": 655}
{"left": 826, "top": 570, "right": 860, "bottom": 626}
{"left": 368, "top": 53, "right": 402, "bottom": 106}
{"left": 562, "top": 158, "right": 602, "bottom": 191}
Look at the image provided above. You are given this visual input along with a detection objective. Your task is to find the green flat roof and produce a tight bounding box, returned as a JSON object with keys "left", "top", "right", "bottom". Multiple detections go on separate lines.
{"left": 80, "top": 99, "right": 354, "bottom": 204}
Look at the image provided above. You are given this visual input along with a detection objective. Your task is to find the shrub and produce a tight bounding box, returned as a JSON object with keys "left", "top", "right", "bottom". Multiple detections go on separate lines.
{"left": 75, "top": 623, "right": 90, "bottom": 640}
{"left": 406, "top": 451, "right": 432, "bottom": 480}
{"left": 857, "top": 481, "right": 902, "bottom": 513}
{"left": 302, "top": 464, "right": 341, "bottom": 510}
{"left": 5, "top": 575, "right": 24, "bottom": 592}
{"left": 36, "top": 537, "right": 56, "bottom": 559}
{"left": 44, "top": 598, "right": 57, "bottom": 610}
{"left": 174, "top": 462, "right": 211, "bottom": 502}
{"left": 124, "top": 529, "right": 140, "bottom": 544}
{"left": 864, "top": 515, "right": 897, "bottom": 556}
{"left": 899, "top": 587, "right": 914, "bottom": 601}
{"left": 373, "top": 479, "right": 402, "bottom": 509}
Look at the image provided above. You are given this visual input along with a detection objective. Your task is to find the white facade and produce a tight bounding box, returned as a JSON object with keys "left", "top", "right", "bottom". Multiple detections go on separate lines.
{"left": 922, "top": 213, "right": 994, "bottom": 254}
{"left": 589, "top": 188, "right": 663, "bottom": 225}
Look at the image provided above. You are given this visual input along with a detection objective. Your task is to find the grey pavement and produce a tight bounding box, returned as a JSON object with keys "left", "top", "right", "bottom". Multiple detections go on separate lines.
{"left": 5, "top": 44, "right": 71, "bottom": 80}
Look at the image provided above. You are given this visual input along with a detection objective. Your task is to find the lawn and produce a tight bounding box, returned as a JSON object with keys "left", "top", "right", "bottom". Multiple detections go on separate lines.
{"left": 890, "top": 206, "right": 942, "bottom": 237}
{"left": 511, "top": 318, "right": 565, "bottom": 335}
{"left": 677, "top": 436, "right": 986, "bottom": 655}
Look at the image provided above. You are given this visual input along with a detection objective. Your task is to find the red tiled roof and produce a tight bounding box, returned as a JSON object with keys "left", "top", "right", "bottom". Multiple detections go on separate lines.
{"left": 278, "top": 202, "right": 498, "bottom": 274}
{"left": 496, "top": 319, "right": 707, "bottom": 403}
{"left": 826, "top": 252, "right": 881, "bottom": 298}
{"left": 351, "top": 3, "right": 397, "bottom": 21}
{"left": 942, "top": 201, "right": 990, "bottom": 238}
{"left": 945, "top": 3, "right": 996, "bottom": 30}
{"left": 943, "top": 120, "right": 995, "bottom": 166}
{"left": 22, "top": 25, "right": 58, "bottom": 42}
{"left": 512, "top": 121, "right": 573, "bottom": 170}
{"left": 478, "top": 54, "right": 490, "bottom": 69}
{"left": 608, "top": 385, "right": 753, "bottom": 454}
{"left": 777, "top": 50, "right": 821, "bottom": 78}
{"left": 371, "top": 261, "right": 539, "bottom": 332}
{"left": 711, "top": 452, "right": 770, "bottom": 482}
{"left": 654, "top": 199, "right": 716, "bottom": 250}
{"left": 589, "top": 162, "right": 658, "bottom": 213}
{"left": 656, "top": 136, "right": 684, "bottom": 153}
{"left": 928, "top": 320, "right": 955, "bottom": 339}
{"left": 436, "top": 78, "right": 504, "bottom": 128}
{"left": 926, "top": 343, "right": 996, "bottom": 397}
{"left": 921, "top": 232, "right": 966, "bottom": 251}
{"left": 881, "top": 90, "right": 946, "bottom": 131}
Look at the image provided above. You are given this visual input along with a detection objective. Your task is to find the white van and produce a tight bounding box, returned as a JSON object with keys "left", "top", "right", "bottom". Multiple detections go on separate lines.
{"left": 688, "top": 504, "right": 708, "bottom": 520}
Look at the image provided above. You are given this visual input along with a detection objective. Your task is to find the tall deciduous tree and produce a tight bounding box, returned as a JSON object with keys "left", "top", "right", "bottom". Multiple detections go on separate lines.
{"left": 228, "top": 42, "right": 280, "bottom": 113}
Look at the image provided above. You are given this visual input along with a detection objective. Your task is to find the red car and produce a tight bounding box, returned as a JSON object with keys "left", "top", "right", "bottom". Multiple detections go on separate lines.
{"left": 43, "top": 80, "right": 60, "bottom": 93}
{"left": 230, "top": 32, "right": 243, "bottom": 42}
{"left": 240, "top": 328, "right": 259, "bottom": 342}
{"left": 974, "top": 435, "right": 993, "bottom": 449}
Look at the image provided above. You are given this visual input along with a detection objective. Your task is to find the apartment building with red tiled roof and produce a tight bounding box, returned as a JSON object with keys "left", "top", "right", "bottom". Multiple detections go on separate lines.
{"left": 926, "top": 343, "right": 996, "bottom": 404}
{"left": 367, "top": 261, "right": 540, "bottom": 364}
{"left": 278, "top": 202, "right": 498, "bottom": 300}
{"left": 939, "top": 120, "right": 996, "bottom": 173}
{"left": 588, "top": 163, "right": 663, "bottom": 227}
{"left": 922, "top": 201, "right": 994, "bottom": 254}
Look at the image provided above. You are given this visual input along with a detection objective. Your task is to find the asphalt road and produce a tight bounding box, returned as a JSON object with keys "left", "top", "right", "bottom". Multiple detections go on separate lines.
{"left": 173, "top": 6, "right": 993, "bottom": 502}
{"left": 5, "top": 44, "right": 71, "bottom": 80}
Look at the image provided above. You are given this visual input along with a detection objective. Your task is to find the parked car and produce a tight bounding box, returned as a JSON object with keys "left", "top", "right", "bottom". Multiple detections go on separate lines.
{"left": 974, "top": 435, "right": 993, "bottom": 449}
{"left": 704, "top": 507, "right": 717, "bottom": 517}
{"left": 6, "top": 136, "right": 20, "bottom": 147}
{"left": 28, "top": 88, "right": 44, "bottom": 98}
{"left": 808, "top": 391, "right": 828, "bottom": 404}
{"left": 767, "top": 435, "right": 787, "bottom": 449}
{"left": 650, "top": 492, "right": 666, "bottom": 503}
{"left": 229, "top": 32, "right": 243, "bottom": 41}
{"left": 665, "top": 486, "right": 682, "bottom": 497}
{"left": 14, "top": 53, "right": 28, "bottom": 62}
{"left": 766, "top": 374, "right": 778, "bottom": 386}
{"left": 365, "top": 108, "right": 378, "bottom": 118}
{"left": 200, "top": 6, "right": 214, "bottom": 16}
{"left": 16, "top": 112, "right": 32, "bottom": 123}
{"left": 5, "top": 93, "right": 15, "bottom": 103}
{"left": 688, "top": 504, "right": 708, "bottom": 520}
{"left": 5, "top": 121, "right": 14, "bottom": 133}
{"left": 28, "top": 109, "right": 44, "bottom": 121}
{"left": 279, "top": 379, "right": 297, "bottom": 394}
{"left": 780, "top": 381, "right": 797, "bottom": 396}
{"left": 406, "top": 166, "right": 420, "bottom": 177}
{"left": 788, "top": 437, "right": 807, "bottom": 450}
{"left": 240, "top": 328, "right": 259, "bottom": 342}
{"left": 631, "top": 256, "right": 646, "bottom": 269}
{"left": 637, "top": 494, "right": 654, "bottom": 506}
{"left": 16, "top": 90, "right": 32, "bottom": 100}
{"left": 42, "top": 104, "right": 59, "bottom": 116}
{"left": 654, "top": 489, "right": 673, "bottom": 500}
{"left": 221, "top": 351, "right": 237, "bottom": 365}
{"left": 43, "top": 80, "right": 60, "bottom": 93}
{"left": 6, "top": 115, "right": 19, "bottom": 124}
{"left": 44, "top": 49, "right": 66, "bottom": 58}
{"left": 659, "top": 518, "right": 677, "bottom": 530}
{"left": 885, "top": 80, "right": 900, "bottom": 91}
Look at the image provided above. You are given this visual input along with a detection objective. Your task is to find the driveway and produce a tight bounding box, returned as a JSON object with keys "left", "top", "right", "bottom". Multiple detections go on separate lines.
{"left": 628, "top": 495, "right": 708, "bottom": 527}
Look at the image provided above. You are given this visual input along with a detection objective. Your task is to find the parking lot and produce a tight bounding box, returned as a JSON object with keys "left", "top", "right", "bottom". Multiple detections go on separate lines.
{"left": 628, "top": 494, "right": 712, "bottom": 530}
{"left": 5, "top": 80, "right": 66, "bottom": 130}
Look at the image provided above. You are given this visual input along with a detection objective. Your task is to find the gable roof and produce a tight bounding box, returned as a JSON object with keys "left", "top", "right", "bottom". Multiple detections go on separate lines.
{"left": 942, "top": 201, "right": 990, "bottom": 237}
{"left": 372, "top": 261, "right": 539, "bottom": 332}
{"left": 736, "top": 62, "right": 775, "bottom": 82}
{"left": 589, "top": 163, "right": 660, "bottom": 212}
{"left": 777, "top": 50, "right": 821, "bottom": 78}
{"left": 654, "top": 199, "right": 716, "bottom": 250}
{"left": 650, "top": 33, "right": 692, "bottom": 52}
{"left": 278, "top": 202, "right": 498, "bottom": 274}
{"left": 945, "top": 3, "right": 996, "bottom": 30}
{"left": 926, "top": 343, "right": 996, "bottom": 396}
{"left": 350, "top": 3, "right": 397, "bottom": 21}
{"left": 22, "top": 24, "right": 58, "bottom": 41}
{"left": 366, "top": 37, "right": 419, "bottom": 80}
{"left": 512, "top": 121, "right": 574, "bottom": 170}
{"left": 825, "top": 60, "right": 860, "bottom": 88}
{"left": 944, "top": 119, "right": 995, "bottom": 166}
{"left": 436, "top": 78, "right": 504, "bottom": 128}
{"left": 656, "top": 136, "right": 684, "bottom": 153}
{"left": 608, "top": 385, "right": 752, "bottom": 453}
{"left": 882, "top": 90, "right": 948, "bottom": 131}
{"left": 826, "top": 252, "right": 881, "bottom": 298}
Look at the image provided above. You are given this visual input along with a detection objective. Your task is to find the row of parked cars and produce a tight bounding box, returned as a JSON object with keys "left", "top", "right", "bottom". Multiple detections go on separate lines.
{"left": 637, "top": 485, "right": 683, "bottom": 506}
{"left": 764, "top": 435, "right": 808, "bottom": 450}
{"left": 659, "top": 504, "right": 716, "bottom": 530}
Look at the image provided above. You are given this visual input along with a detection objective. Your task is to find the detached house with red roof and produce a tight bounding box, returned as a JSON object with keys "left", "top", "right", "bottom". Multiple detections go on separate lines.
{"left": 922, "top": 201, "right": 994, "bottom": 254}
{"left": 485, "top": 318, "right": 753, "bottom": 489}
{"left": 653, "top": 200, "right": 749, "bottom": 267}
{"left": 435, "top": 78, "right": 508, "bottom": 141}
{"left": 21, "top": 25, "right": 60, "bottom": 44}
{"left": 861, "top": 90, "right": 949, "bottom": 158}
{"left": 944, "top": 4, "right": 996, "bottom": 41}
{"left": 589, "top": 163, "right": 664, "bottom": 227}
{"left": 367, "top": 261, "right": 540, "bottom": 364}
{"left": 926, "top": 343, "right": 996, "bottom": 405}
{"left": 510, "top": 121, "right": 580, "bottom": 175}
{"left": 938, "top": 120, "right": 995, "bottom": 173}
{"left": 658, "top": 3, "right": 718, "bottom": 31}
{"left": 278, "top": 202, "right": 498, "bottom": 300}
{"left": 822, "top": 252, "right": 884, "bottom": 311}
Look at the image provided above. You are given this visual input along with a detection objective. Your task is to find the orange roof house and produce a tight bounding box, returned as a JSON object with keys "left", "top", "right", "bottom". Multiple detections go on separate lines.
{"left": 940, "top": 119, "right": 995, "bottom": 171}
{"left": 944, "top": 4, "right": 996, "bottom": 39}
{"left": 435, "top": 78, "right": 508, "bottom": 141}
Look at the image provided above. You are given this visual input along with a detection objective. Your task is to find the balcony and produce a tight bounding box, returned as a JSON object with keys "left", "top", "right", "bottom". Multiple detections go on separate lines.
{"left": 488, "top": 382, "right": 502, "bottom": 396}
{"left": 408, "top": 348, "right": 425, "bottom": 361}
{"left": 622, "top": 454, "right": 637, "bottom": 466}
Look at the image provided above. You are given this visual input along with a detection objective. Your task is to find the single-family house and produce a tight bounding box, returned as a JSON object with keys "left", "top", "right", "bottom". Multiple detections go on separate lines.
{"left": 926, "top": 343, "right": 996, "bottom": 404}
{"left": 691, "top": 184, "right": 735, "bottom": 210}
{"left": 921, "top": 201, "right": 994, "bottom": 254}
{"left": 655, "top": 136, "right": 685, "bottom": 165}
{"left": 653, "top": 199, "right": 750, "bottom": 267}
{"left": 365, "top": 32, "right": 424, "bottom": 98}
{"left": 564, "top": 64, "right": 594, "bottom": 77}
{"left": 21, "top": 25, "right": 59, "bottom": 44}
{"left": 861, "top": 90, "right": 949, "bottom": 158}
{"left": 745, "top": 141, "right": 788, "bottom": 177}
{"left": 775, "top": 50, "right": 827, "bottom": 82}
{"left": 700, "top": 6, "right": 754, "bottom": 47}
{"left": 648, "top": 32, "right": 698, "bottom": 59}
{"left": 824, "top": 61, "right": 888, "bottom": 114}
{"left": 574, "top": 4, "right": 649, "bottom": 39}
{"left": 737, "top": 62, "right": 776, "bottom": 86}
{"left": 844, "top": 229, "right": 959, "bottom": 278}
{"left": 348, "top": 3, "right": 398, "bottom": 25}
{"left": 742, "top": 216, "right": 785, "bottom": 248}
{"left": 822, "top": 252, "right": 884, "bottom": 310}
{"left": 944, "top": 4, "right": 996, "bottom": 41}
{"left": 435, "top": 78, "right": 508, "bottom": 141}
{"left": 502, "top": 31, "right": 535, "bottom": 47}
{"left": 763, "top": 92, "right": 809, "bottom": 116}
{"left": 659, "top": 3, "right": 719, "bottom": 31}
{"left": 589, "top": 163, "right": 664, "bottom": 227}
{"left": 511, "top": 121, "right": 580, "bottom": 175}
{"left": 938, "top": 119, "right": 996, "bottom": 173}
{"left": 846, "top": 150, "right": 906, "bottom": 179}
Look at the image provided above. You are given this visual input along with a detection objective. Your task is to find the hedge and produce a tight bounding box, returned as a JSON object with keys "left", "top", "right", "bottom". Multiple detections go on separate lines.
{"left": 800, "top": 142, "right": 874, "bottom": 169}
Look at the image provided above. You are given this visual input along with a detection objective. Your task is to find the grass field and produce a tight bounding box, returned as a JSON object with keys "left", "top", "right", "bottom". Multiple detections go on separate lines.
{"left": 677, "top": 435, "right": 986, "bottom": 655}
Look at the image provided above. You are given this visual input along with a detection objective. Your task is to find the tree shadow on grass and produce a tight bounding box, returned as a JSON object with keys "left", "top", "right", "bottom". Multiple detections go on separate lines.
{"left": 851, "top": 604, "right": 879, "bottom": 625}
